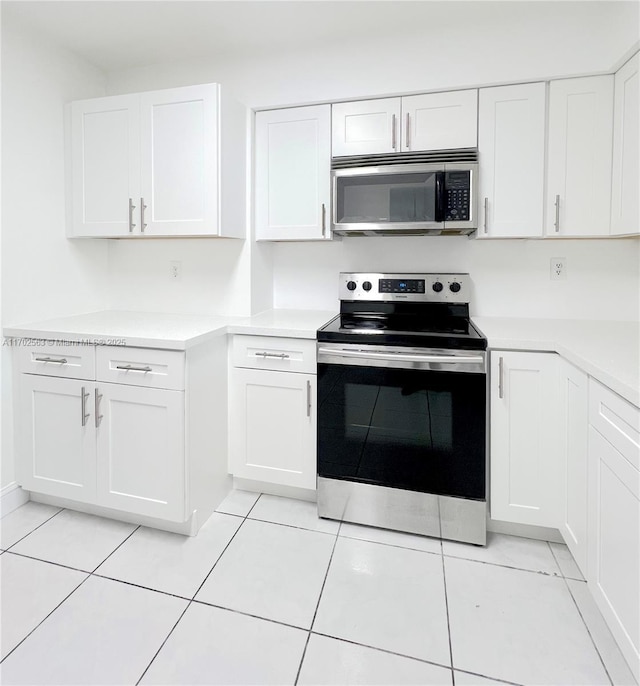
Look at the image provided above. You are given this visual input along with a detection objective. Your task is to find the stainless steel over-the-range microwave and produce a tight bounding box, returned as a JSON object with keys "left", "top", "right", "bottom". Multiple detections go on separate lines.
{"left": 331, "top": 153, "right": 478, "bottom": 237}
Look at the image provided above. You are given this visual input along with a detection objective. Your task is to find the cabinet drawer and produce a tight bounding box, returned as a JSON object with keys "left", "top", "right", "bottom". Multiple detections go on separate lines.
{"left": 589, "top": 379, "right": 640, "bottom": 471}
{"left": 15, "top": 344, "right": 95, "bottom": 380}
{"left": 232, "top": 335, "right": 316, "bottom": 374}
{"left": 96, "top": 347, "right": 185, "bottom": 390}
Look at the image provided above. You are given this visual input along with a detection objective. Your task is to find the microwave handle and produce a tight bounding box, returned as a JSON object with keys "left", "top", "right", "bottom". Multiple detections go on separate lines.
{"left": 434, "top": 171, "right": 445, "bottom": 223}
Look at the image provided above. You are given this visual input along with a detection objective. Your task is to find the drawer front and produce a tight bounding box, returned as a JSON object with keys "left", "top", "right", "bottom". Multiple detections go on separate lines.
{"left": 15, "top": 344, "right": 95, "bottom": 380}
{"left": 96, "top": 347, "right": 185, "bottom": 390}
{"left": 232, "top": 335, "right": 316, "bottom": 374}
{"left": 589, "top": 379, "right": 640, "bottom": 471}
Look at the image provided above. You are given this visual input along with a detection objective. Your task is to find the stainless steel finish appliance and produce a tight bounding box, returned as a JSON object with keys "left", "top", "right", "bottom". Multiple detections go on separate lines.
{"left": 316, "top": 272, "right": 488, "bottom": 545}
{"left": 331, "top": 150, "right": 478, "bottom": 237}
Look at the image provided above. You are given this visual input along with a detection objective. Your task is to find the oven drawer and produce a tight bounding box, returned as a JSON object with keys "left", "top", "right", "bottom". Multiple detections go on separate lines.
{"left": 96, "top": 347, "right": 185, "bottom": 390}
{"left": 232, "top": 335, "right": 316, "bottom": 374}
{"left": 15, "top": 343, "right": 95, "bottom": 380}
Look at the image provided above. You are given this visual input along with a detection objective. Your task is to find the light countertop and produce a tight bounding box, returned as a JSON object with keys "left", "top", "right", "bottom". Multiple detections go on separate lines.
{"left": 473, "top": 317, "right": 639, "bottom": 407}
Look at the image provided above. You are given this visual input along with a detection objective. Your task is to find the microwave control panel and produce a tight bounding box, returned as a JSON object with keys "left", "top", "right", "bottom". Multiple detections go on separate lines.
{"left": 443, "top": 171, "right": 471, "bottom": 222}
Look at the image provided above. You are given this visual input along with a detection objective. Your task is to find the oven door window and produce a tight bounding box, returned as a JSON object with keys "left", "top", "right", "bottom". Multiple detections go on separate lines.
{"left": 334, "top": 172, "right": 440, "bottom": 224}
{"left": 317, "top": 363, "right": 486, "bottom": 499}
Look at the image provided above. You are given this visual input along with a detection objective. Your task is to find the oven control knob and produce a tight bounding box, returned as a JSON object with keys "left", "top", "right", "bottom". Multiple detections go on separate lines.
{"left": 362, "top": 281, "right": 372, "bottom": 291}
{"left": 346, "top": 281, "right": 357, "bottom": 291}
{"left": 432, "top": 281, "right": 444, "bottom": 293}
{"left": 449, "top": 282, "right": 462, "bottom": 293}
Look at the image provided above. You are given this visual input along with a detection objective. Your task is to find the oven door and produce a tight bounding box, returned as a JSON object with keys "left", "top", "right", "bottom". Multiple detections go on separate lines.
{"left": 317, "top": 344, "right": 486, "bottom": 500}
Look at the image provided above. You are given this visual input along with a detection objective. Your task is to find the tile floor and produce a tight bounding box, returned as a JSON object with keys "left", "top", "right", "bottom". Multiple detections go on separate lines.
{"left": 0, "top": 492, "right": 637, "bottom": 686}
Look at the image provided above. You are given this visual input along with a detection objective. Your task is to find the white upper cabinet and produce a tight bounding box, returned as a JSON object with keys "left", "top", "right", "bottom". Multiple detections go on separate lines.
{"left": 477, "top": 83, "right": 546, "bottom": 238}
{"left": 69, "top": 83, "right": 245, "bottom": 238}
{"left": 611, "top": 52, "right": 640, "bottom": 235}
{"left": 255, "top": 105, "right": 331, "bottom": 241}
{"left": 546, "top": 76, "right": 614, "bottom": 237}
{"left": 402, "top": 90, "right": 477, "bottom": 152}
{"left": 332, "top": 98, "right": 400, "bottom": 157}
{"left": 332, "top": 90, "right": 477, "bottom": 157}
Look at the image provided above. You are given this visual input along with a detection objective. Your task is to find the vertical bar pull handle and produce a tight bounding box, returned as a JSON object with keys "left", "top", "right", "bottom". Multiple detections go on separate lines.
{"left": 498, "top": 357, "right": 504, "bottom": 399}
{"left": 81, "top": 386, "right": 90, "bottom": 427}
{"left": 391, "top": 114, "right": 397, "bottom": 150}
{"left": 306, "top": 380, "right": 311, "bottom": 418}
{"left": 554, "top": 195, "right": 560, "bottom": 232}
{"left": 128, "top": 198, "right": 136, "bottom": 233}
{"left": 322, "top": 203, "right": 327, "bottom": 236}
{"left": 483, "top": 197, "right": 489, "bottom": 234}
{"left": 405, "top": 112, "right": 411, "bottom": 150}
{"left": 95, "top": 388, "right": 103, "bottom": 428}
{"left": 140, "top": 197, "right": 148, "bottom": 233}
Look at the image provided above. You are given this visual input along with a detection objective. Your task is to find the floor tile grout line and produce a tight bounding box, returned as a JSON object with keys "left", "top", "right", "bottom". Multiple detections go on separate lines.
{"left": 440, "top": 553, "right": 456, "bottom": 682}
{"left": 3, "top": 506, "right": 65, "bottom": 552}
{"left": 443, "top": 552, "right": 564, "bottom": 578}
{"left": 245, "top": 515, "right": 338, "bottom": 537}
{"left": 294, "top": 521, "right": 342, "bottom": 685}
{"left": 3, "top": 549, "right": 94, "bottom": 575}
{"left": 338, "top": 531, "right": 443, "bottom": 556}
{"left": 453, "top": 667, "right": 525, "bottom": 686}
{"left": 90, "top": 525, "right": 141, "bottom": 574}
{"left": 91, "top": 573, "right": 192, "bottom": 602}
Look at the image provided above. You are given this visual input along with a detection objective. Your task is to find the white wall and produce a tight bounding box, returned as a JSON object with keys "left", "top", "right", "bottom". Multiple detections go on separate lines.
{"left": 1, "top": 15, "right": 109, "bottom": 488}
{"left": 104, "top": 1, "right": 639, "bottom": 320}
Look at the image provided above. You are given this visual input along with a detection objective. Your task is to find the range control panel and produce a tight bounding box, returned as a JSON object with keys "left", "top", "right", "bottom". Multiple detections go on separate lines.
{"left": 339, "top": 273, "right": 471, "bottom": 303}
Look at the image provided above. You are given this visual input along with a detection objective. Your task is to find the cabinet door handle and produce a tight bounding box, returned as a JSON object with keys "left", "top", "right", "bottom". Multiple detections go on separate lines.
{"left": 554, "top": 194, "right": 560, "bottom": 232}
{"left": 140, "top": 197, "right": 148, "bottom": 233}
{"left": 322, "top": 203, "right": 327, "bottom": 236}
{"left": 391, "top": 114, "right": 397, "bottom": 150}
{"left": 35, "top": 356, "right": 67, "bottom": 364}
{"left": 255, "top": 352, "right": 290, "bottom": 359}
{"left": 498, "top": 357, "right": 504, "bottom": 399}
{"left": 81, "top": 386, "right": 90, "bottom": 427}
{"left": 306, "top": 380, "right": 311, "bottom": 418}
{"left": 116, "top": 364, "right": 152, "bottom": 372}
{"left": 128, "top": 198, "right": 136, "bottom": 232}
{"left": 95, "top": 388, "right": 103, "bottom": 428}
{"left": 484, "top": 197, "right": 489, "bottom": 233}
{"left": 405, "top": 112, "right": 411, "bottom": 150}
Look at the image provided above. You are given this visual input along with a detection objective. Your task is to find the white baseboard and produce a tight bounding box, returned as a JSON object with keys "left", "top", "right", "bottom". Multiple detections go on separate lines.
{"left": 488, "top": 517, "right": 564, "bottom": 543}
{"left": 233, "top": 477, "right": 316, "bottom": 502}
{"left": 1, "top": 482, "right": 29, "bottom": 518}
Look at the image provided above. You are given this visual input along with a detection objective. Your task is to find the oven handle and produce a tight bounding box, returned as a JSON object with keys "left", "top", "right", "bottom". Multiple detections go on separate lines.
{"left": 317, "top": 347, "right": 484, "bottom": 365}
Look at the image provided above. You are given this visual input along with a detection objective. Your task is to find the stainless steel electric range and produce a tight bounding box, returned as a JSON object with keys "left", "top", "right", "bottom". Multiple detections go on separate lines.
{"left": 316, "top": 272, "right": 488, "bottom": 545}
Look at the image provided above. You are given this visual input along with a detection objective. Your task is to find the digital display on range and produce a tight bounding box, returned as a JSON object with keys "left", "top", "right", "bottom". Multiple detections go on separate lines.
{"left": 379, "top": 279, "right": 425, "bottom": 294}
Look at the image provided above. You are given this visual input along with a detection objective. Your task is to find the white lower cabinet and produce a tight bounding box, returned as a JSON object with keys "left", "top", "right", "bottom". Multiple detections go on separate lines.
{"left": 490, "top": 351, "right": 561, "bottom": 527}
{"left": 229, "top": 335, "right": 317, "bottom": 490}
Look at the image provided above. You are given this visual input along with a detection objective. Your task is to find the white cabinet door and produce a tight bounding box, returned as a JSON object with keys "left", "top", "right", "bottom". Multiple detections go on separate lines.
{"left": 611, "top": 52, "right": 640, "bottom": 235}
{"left": 558, "top": 359, "right": 588, "bottom": 575}
{"left": 18, "top": 375, "right": 96, "bottom": 502}
{"left": 140, "top": 84, "right": 219, "bottom": 236}
{"left": 96, "top": 384, "right": 185, "bottom": 521}
{"left": 70, "top": 94, "right": 140, "bottom": 237}
{"left": 546, "top": 76, "right": 614, "bottom": 237}
{"left": 230, "top": 368, "right": 316, "bottom": 489}
{"left": 588, "top": 426, "right": 640, "bottom": 680}
{"left": 490, "top": 351, "right": 561, "bottom": 527}
{"left": 478, "top": 83, "right": 546, "bottom": 238}
{"left": 402, "top": 90, "right": 477, "bottom": 152}
{"left": 332, "top": 98, "right": 401, "bottom": 157}
{"left": 255, "top": 105, "right": 331, "bottom": 241}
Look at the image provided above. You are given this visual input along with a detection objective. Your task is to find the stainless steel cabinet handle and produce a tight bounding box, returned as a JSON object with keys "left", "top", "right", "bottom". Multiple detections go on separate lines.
{"left": 116, "top": 364, "right": 152, "bottom": 372}
{"left": 81, "top": 386, "right": 90, "bottom": 427}
{"left": 405, "top": 112, "right": 411, "bottom": 149}
{"left": 554, "top": 194, "right": 560, "bottom": 232}
{"left": 35, "top": 356, "right": 67, "bottom": 364}
{"left": 306, "top": 380, "right": 311, "bottom": 418}
{"left": 322, "top": 203, "right": 327, "bottom": 236}
{"left": 484, "top": 197, "right": 489, "bottom": 233}
{"left": 140, "top": 197, "right": 147, "bottom": 233}
{"left": 391, "top": 114, "right": 397, "bottom": 150}
{"left": 498, "top": 356, "right": 504, "bottom": 399}
{"left": 95, "top": 388, "right": 103, "bottom": 428}
{"left": 255, "top": 352, "right": 290, "bottom": 359}
{"left": 128, "top": 198, "right": 136, "bottom": 233}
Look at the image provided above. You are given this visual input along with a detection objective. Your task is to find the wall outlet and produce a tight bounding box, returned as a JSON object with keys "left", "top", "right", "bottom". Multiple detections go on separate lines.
{"left": 170, "top": 261, "right": 182, "bottom": 281}
{"left": 550, "top": 257, "right": 566, "bottom": 281}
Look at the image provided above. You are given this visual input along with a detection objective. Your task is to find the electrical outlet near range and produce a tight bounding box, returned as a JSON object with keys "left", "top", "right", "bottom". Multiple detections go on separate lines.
{"left": 550, "top": 257, "right": 567, "bottom": 280}
{"left": 170, "top": 260, "right": 182, "bottom": 281}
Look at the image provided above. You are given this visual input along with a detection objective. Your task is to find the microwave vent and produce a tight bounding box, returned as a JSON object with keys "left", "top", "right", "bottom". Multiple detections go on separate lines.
{"left": 331, "top": 148, "right": 478, "bottom": 170}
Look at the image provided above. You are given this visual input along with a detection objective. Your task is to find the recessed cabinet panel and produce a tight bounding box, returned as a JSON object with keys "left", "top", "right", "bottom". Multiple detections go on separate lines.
{"left": 255, "top": 105, "right": 331, "bottom": 240}
{"left": 546, "top": 76, "right": 614, "bottom": 236}
{"left": 332, "top": 98, "right": 400, "bottom": 157}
